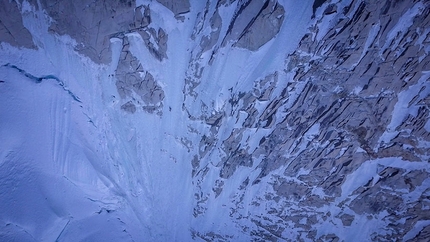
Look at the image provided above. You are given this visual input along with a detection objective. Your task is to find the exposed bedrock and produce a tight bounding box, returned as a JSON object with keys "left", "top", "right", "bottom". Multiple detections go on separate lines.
{"left": 0, "top": 0, "right": 36, "bottom": 49}
{"left": 190, "top": 0, "right": 430, "bottom": 240}
{"left": 156, "top": 0, "right": 190, "bottom": 20}
{"left": 115, "top": 37, "right": 165, "bottom": 115}
{"left": 31, "top": 0, "right": 168, "bottom": 64}
{"left": 2, "top": 0, "right": 430, "bottom": 241}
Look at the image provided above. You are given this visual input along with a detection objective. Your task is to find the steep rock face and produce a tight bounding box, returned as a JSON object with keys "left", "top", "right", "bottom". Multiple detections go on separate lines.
{"left": 186, "top": 0, "right": 430, "bottom": 240}
{"left": 220, "top": 0, "right": 285, "bottom": 50}
{"left": 115, "top": 36, "right": 165, "bottom": 115}
{"left": 1, "top": 0, "right": 430, "bottom": 241}
{"left": 156, "top": 0, "right": 190, "bottom": 20}
{"left": 0, "top": 0, "right": 36, "bottom": 49}
{"left": 37, "top": 0, "right": 136, "bottom": 64}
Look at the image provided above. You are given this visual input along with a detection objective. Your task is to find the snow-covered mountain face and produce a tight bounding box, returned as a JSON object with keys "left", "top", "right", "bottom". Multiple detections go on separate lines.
{"left": 1, "top": 0, "right": 430, "bottom": 240}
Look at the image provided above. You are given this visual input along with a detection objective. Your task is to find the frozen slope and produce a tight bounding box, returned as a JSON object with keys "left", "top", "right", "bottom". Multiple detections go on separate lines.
{"left": 1, "top": 0, "right": 430, "bottom": 241}
{"left": 0, "top": 14, "right": 147, "bottom": 242}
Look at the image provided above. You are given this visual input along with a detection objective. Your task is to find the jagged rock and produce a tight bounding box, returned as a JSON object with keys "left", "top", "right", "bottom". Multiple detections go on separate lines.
{"left": 143, "top": 27, "right": 168, "bottom": 61}
{"left": 2, "top": 0, "right": 430, "bottom": 241}
{"left": 312, "top": 0, "right": 328, "bottom": 17}
{"left": 189, "top": 0, "right": 430, "bottom": 240}
{"left": 323, "top": 3, "right": 337, "bottom": 15}
{"left": 234, "top": 1, "right": 285, "bottom": 50}
{"left": 339, "top": 214, "right": 355, "bottom": 226}
{"left": 121, "top": 101, "right": 137, "bottom": 113}
{"left": 134, "top": 5, "right": 151, "bottom": 28}
{"left": 221, "top": 0, "right": 285, "bottom": 51}
{"left": 199, "top": 10, "right": 222, "bottom": 54}
{"left": 115, "top": 37, "right": 164, "bottom": 114}
{"left": 275, "top": 180, "right": 310, "bottom": 200}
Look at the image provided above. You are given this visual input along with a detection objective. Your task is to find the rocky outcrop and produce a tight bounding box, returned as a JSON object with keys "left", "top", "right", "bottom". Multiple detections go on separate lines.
{"left": 34, "top": 0, "right": 168, "bottom": 64}
{"left": 115, "top": 36, "right": 165, "bottom": 115}
{"left": 227, "top": 0, "right": 285, "bottom": 51}
{"left": 2, "top": 0, "right": 430, "bottom": 241}
{"left": 189, "top": 0, "right": 430, "bottom": 240}
{"left": 0, "top": 0, "right": 36, "bottom": 49}
{"left": 36, "top": 0, "right": 136, "bottom": 64}
{"left": 156, "top": 0, "right": 190, "bottom": 20}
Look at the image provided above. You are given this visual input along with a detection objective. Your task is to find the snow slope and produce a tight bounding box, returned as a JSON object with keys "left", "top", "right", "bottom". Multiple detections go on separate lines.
{"left": 1, "top": 0, "right": 430, "bottom": 241}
